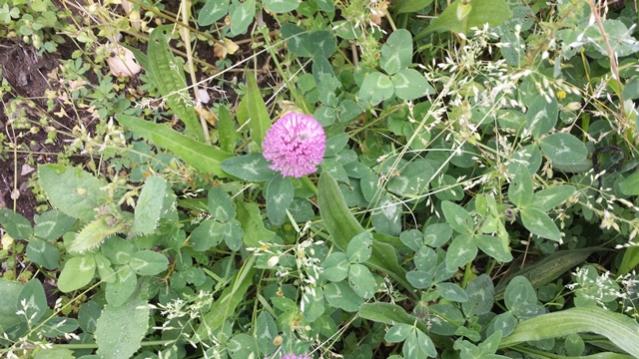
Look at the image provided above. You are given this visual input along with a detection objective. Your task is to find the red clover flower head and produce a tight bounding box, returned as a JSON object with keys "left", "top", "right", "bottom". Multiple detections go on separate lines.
{"left": 262, "top": 112, "right": 326, "bottom": 178}
{"left": 281, "top": 354, "right": 311, "bottom": 359}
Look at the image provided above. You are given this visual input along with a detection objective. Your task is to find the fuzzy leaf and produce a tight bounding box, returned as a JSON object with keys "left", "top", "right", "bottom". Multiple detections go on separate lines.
{"left": 38, "top": 165, "right": 107, "bottom": 222}
{"left": 132, "top": 175, "right": 168, "bottom": 235}
{"left": 147, "top": 26, "right": 203, "bottom": 140}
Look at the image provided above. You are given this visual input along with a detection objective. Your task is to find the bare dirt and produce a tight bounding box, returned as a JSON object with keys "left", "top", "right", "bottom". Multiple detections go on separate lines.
{"left": 0, "top": 41, "right": 68, "bottom": 220}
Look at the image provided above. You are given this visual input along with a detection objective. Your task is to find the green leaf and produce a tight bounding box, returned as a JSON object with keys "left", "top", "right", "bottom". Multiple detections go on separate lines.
{"left": 27, "top": 238, "right": 60, "bottom": 270}
{"left": 240, "top": 73, "right": 271, "bottom": 145}
{"left": 69, "top": 216, "right": 125, "bottom": 254}
{"left": 129, "top": 250, "right": 168, "bottom": 276}
{"left": 400, "top": 229, "right": 423, "bottom": 252}
{"left": 58, "top": 255, "right": 96, "bottom": 293}
{"left": 132, "top": 175, "right": 168, "bottom": 235}
{"left": 495, "top": 248, "right": 597, "bottom": 299}
{"left": 380, "top": 29, "right": 413, "bottom": 75}
{"left": 318, "top": 172, "right": 411, "bottom": 291}
{"left": 347, "top": 232, "right": 373, "bottom": 263}
{"left": 525, "top": 93, "right": 559, "bottom": 139}
{"left": 221, "top": 154, "right": 276, "bottom": 182}
{"left": 190, "top": 219, "right": 223, "bottom": 251}
{"left": 476, "top": 235, "right": 512, "bottom": 263}
{"left": 324, "top": 281, "right": 363, "bottom": 312}
{"left": 404, "top": 329, "right": 437, "bottom": 358}
{"left": 500, "top": 307, "right": 639, "bottom": 357}
{"left": 208, "top": 187, "right": 236, "bottom": 222}
{"left": 406, "top": 270, "right": 434, "bottom": 289}
{"left": 255, "top": 312, "right": 278, "bottom": 353}
{"left": 95, "top": 296, "right": 150, "bottom": 359}
{"left": 445, "top": 234, "right": 478, "bottom": 271}
{"left": 387, "top": 158, "right": 434, "bottom": 197}
{"left": 394, "top": 0, "right": 434, "bottom": 14}
{"left": 533, "top": 185, "right": 576, "bottom": 211}
{"left": 620, "top": 247, "right": 639, "bottom": 276}
{"left": 116, "top": 114, "right": 229, "bottom": 176}
{"left": 436, "top": 282, "right": 469, "bottom": 302}
{"left": 38, "top": 164, "right": 107, "bottom": 222}
{"left": 221, "top": 219, "right": 243, "bottom": 251}
{"left": 105, "top": 267, "right": 137, "bottom": 307}
{"left": 19, "top": 279, "right": 48, "bottom": 322}
{"left": 359, "top": 302, "right": 431, "bottom": 335}
{"left": 385, "top": 323, "right": 412, "bottom": 343}
{"left": 228, "top": 333, "right": 258, "bottom": 359}
{"left": 321, "top": 252, "right": 350, "bottom": 282}
{"left": 358, "top": 71, "right": 394, "bottom": 106}
{"left": 265, "top": 176, "right": 294, "bottom": 226}
{"left": 196, "top": 258, "right": 255, "bottom": 338}
{"left": 504, "top": 276, "right": 538, "bottom": 312}
{"left": 0, "top": 209, "right": 32, "bottom": 240}
{"left": 348, "top": 263, "right": 376, "bottom": 299}
{"left": 619, "top": 170, "right": 639, "bottom": 196}
{"left": 263, "top": 0, "right": 300, "bottom": 13}
{"left": 424, "top": 0, "right": 512, "bottom": 34}
{"left": 34, "top": 348, "right": 75, "bottom": 359}
{"left": 0, "top": 279, "right": 24, "bottom": 330}
{"left": 508, "top": 167, "right": 533, "bottom": 208}
{"left": 520, "top": 207, "right": 561, "bottom": 242}
{"left": 539, "top": 133, "right": 588, "bottom": 169}
{"left": 462, "top": 274, "right": 494, "bottom": 316}
{"left": 217, "top": 104, "right": 238, "bottom": 153}
{"left": 229, "top": 0, "right": 256, "bottom": 36}
{"left": 392, "top": 68, "right": 433, "bottom": 101}
{"left": 147, "top": 26, "right": 203, "bottom": 140}
{"left": 423, "top": 223, "right": 453, "bottom": 248}
{"left": 197, "top": 0, "right": 229, "bottom": 26}
{"left": 441, "top": 201, "right": 473, "bottom": 234}
{"left": 34, "top": 210, "right": 76, "bottom": 241}
{"left": 237, "top": 202, "right": 276, "bottom": 247}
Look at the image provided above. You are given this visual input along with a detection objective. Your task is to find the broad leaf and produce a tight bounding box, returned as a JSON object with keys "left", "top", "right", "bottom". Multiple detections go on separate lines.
{"left": 38, "top": 165, "right": 107, "bottom": 222}
{"left": 265, "top": 175, "right": 294, "bottom": 226}
{"left": 520, "top": 206, "right": 561, "bottom": 242}
{"left": 392, "top": 68, "right": 433, "bottom": 101}
{"left": 197, "top": 0, "right": 229, "bottom": 26}
{"left": 263, "top": 0, "right": 299, "bottom": 13}
{"left": 95, "top": 296, "right": 150, "bottom": 359}
{"left": 132, "top": 175, "right": 168, "bottom": 235}
{"left": 58, "top": 255, "right": 96, "bottom": 293}
{"left": 380, "top": 29, "right": 413, "bottom": 75}
{"left": 539, "top": 133, "right": 588, "bottom": 169}
{"left": 221, "top": 154, "right": 276, "bottom": 182}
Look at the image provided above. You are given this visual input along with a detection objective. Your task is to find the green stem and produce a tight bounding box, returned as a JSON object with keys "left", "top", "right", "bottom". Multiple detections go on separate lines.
{"left": 302, "top": 176, "right": 318, "bottom": 195}
{"left": 0, "top": 340, "right": 174, "bottom": 354}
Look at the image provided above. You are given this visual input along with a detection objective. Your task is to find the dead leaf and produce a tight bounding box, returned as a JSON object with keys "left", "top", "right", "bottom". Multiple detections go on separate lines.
{"left": 107, "top": 45, "right": 142, "bottom": 77}
{"left": 214, "top": 38, "right": 240, "bottom": 59}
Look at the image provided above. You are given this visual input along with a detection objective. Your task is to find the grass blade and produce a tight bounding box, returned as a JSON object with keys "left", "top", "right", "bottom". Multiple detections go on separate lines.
{"left": 500, "top": 307, "right": 639, "bottom": 357}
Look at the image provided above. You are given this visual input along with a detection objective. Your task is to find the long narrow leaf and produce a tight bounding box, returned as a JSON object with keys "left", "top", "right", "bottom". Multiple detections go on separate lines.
{"left": 318, "top": 172, "right": 411, "bottom": 292}
{"left": 501, "top": 307, "right": 639, "bottom": 357}
{"left": 117, "top": 114, "right": 229, "bottom": 176}
{"left": 147, "top": 25, "right": 203, "bottom": 140}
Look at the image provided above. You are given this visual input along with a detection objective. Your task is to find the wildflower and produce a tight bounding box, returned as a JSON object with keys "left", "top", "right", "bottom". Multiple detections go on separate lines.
{"left": 281, "top": 354, "right": 311, "bottom": 359}
{"left": 262, "top": 112, "right": 326, "bottom": 178}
